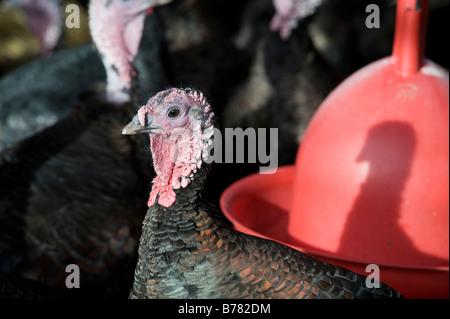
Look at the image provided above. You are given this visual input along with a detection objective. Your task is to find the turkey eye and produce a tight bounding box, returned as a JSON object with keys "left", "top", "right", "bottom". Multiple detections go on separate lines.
{"left": 167, "top": 107, "right": 181, "bottom": 119}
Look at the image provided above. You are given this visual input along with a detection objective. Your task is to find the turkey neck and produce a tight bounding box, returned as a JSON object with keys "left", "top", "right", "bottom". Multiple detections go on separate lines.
{"left": 141, "top": 166, "right": 211, "bottom": 242}
{"left": 131, "top": 164, "right": 234, "bottom": 298}
{"left": 138, "top": 166, "right": 215, "bottom": 260}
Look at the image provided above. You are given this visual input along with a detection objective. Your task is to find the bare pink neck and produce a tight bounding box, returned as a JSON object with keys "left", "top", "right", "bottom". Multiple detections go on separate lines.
{"left": 147, "top": 129, "right": 202, "bottom": 208}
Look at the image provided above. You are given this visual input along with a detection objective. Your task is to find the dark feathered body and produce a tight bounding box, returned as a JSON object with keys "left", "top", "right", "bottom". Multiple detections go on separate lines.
{"left": 263, "top": 22, "right": 340, "bottom": 164}
{"left": 0, "top": 273, "right": 58, "bottom": 299}
{"left": 0, "top": 93, "right": 150, "bottom": 298}
{"left": 157, "top": 0, "right": 250, "bottom": 117}
{"left": 130, "top": 167, "right": 401, "bottom": 299}
{"left": 224, "top": 0, "right": 340, "bottom": 166}
{"left": 0, "top": 44, "right": 105, "bottom": 151}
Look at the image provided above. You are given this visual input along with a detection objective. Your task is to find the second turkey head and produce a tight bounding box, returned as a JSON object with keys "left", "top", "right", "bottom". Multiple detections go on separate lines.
{"left": 122, "top": 88, "right": 215, "bottom": 208}
{"left": 88, "top": 0, "right": 173, "bottom": 103}
{"left": 270, "top": 0, "right": 323, "bottom": 40}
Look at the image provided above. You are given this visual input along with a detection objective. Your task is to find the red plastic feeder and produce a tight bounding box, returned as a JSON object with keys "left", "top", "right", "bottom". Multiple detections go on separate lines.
{"left": 220, "top": 0, "right": 449, "bottom": 299}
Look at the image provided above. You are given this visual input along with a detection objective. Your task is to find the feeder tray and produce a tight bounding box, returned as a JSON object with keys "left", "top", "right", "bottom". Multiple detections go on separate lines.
{"left": 220, "top": 0, "right": 449, "bottom": 299}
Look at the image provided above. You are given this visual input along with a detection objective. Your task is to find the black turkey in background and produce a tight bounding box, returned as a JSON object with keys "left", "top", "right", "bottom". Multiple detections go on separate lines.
{"left": 157, "top": 0, "right": 251, "bottom": 120}
{"left": 208, "top": 0, "right": 338, "bottom": 206}
{"left": 0, "top": 0, "right": 172, "bottom": 299}
{"left": 224, "top": 0, "right": 340, "bottom": 167}
{"left": 0, "top": 44, "right": 104, "bottom": 151}
{"left": 0, "top": 0, "right": 94, "bottom": 151}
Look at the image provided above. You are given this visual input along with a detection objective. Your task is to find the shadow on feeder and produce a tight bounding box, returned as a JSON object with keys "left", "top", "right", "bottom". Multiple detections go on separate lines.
{"left": 338, "top": 121, "right": 448, "bottom": 267}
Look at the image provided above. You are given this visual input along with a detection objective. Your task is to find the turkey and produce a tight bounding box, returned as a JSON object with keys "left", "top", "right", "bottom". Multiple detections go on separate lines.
{"left": 123, "top": 87, "right": 402, "bottom": 299}
{"left": 156, "top": 0, "right": 251, "bottom": 119}
{"left": 224, "top": 0, "right": 340, "bottom": 167}
{"left": 0, "top": 0, "right": 171, "bottom": 298}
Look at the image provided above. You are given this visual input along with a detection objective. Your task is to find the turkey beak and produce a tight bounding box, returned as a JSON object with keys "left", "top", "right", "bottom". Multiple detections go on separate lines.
{"left": 122, "top": 115, "right": 160, "bottom": 135}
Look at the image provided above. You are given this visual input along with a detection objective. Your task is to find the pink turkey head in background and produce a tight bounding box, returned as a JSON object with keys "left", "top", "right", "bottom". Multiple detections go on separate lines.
{"left": 88, "top": 0, "right": 173, "bottom": 103}
{"left": 270, "top": 0, "right": 323, "bottom": 40}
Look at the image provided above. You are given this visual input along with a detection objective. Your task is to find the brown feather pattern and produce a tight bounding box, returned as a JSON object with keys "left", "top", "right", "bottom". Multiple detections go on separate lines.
{"left": 130, "top": 167, "right": 402, "bottom": 299}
